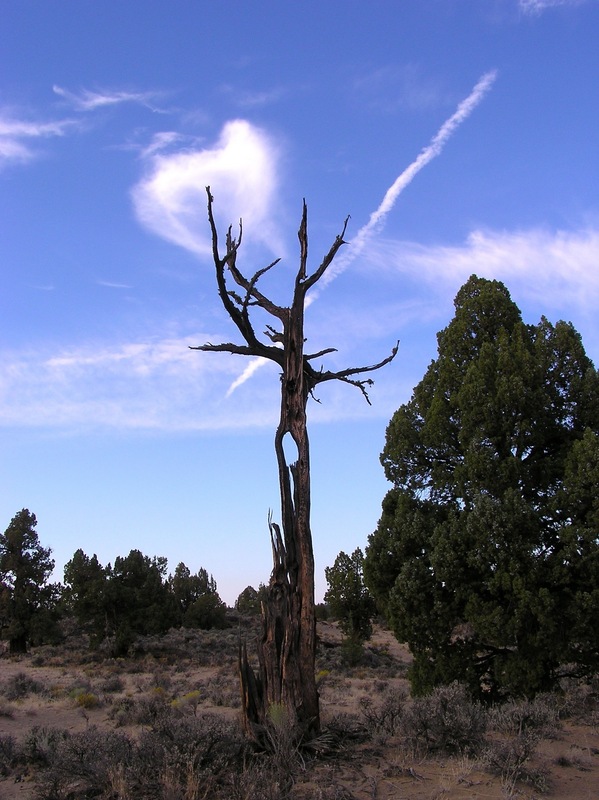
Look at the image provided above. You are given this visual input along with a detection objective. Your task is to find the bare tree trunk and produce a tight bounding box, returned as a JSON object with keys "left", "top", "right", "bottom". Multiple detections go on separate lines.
{"left": 193, "top": 190, "right": 397, "bottom": 743}
{"left": 250, "top": 310, "right": 319, "bottom": 737}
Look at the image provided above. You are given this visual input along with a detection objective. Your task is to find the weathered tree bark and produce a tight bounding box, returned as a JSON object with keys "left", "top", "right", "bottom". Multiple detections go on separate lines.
{"left": 192, "top": 189, "right": 397, "bottom": 743}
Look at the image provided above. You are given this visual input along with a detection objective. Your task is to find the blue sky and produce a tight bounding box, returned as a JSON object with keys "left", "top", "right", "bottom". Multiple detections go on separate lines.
{"left": 2, "top": 0, "right": 599, "bottom": 605}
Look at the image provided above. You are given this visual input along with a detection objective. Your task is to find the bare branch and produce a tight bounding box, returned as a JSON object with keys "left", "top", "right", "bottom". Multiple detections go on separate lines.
{"left": 189, "top": 342, "right": 256, "bottom": 357}
{"left": 311, "top": 341, "right": 400, "bottom": 389}
{"left": 300, "top": 214, "right": 350, "bottom": 292}
{"left": 265, "top": 324, "right": 284, "bottom": 344}
{"left": 305, "top": 347, "right": 337, "bottom": 360}
{"left": 298, "top": 200, "right": 308, "bottom": 281}
{"left": 205, "top": 187, "right": 282, "bottom": 355}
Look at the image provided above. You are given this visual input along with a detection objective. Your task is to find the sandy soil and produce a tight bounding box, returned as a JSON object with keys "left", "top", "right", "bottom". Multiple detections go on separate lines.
{"left": 1, "top": 623, "right": 598, "bottom": 799}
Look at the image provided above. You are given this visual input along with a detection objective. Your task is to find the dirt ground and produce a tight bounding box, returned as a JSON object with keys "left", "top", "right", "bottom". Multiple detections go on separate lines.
{"left": 1, "top": 622, "right": 598, "bottom": 799}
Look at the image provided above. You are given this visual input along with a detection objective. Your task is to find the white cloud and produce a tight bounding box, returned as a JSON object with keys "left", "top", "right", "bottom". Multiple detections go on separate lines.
{"left": 0, "top": 335, "right": 279, "bottom": 431}
{"left": 96, "top": 280, "right": 133, "bottom": 289}
{"left": 219, "top": 84, "right": 287, "bottom": 108}
{"left": 366, "top": 226, "right": 599, "bottom": 313}
{"left": 0, "top": 111, "right": 76, "bottom": 168}
{"left": 132, "top": 119, "right": 283, "bottom": 257}
{"left": 53, "top": 85, "right": 165, "bottom": 112}
{"left": 140, "top": 131, "right": 188, "bottom": 158}
{"left": 3, "top": 220, "right": 596, "bottom": 434}
{"left": 519, "top": 0, "right": 590, "bottom": 13}
{"left": 353, "top": 64, "right": 445, "bottom": 113}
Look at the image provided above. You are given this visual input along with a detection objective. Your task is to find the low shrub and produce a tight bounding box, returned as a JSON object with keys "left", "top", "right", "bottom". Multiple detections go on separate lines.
{"left": 35, "top": 726, "right": 133, "bottom": 799}
{"left": 73, "top": 691, "right": 100, "bottom": 710}
{"left": 0, "top": 734, "right": 18, "bottom": 777}
{"left": 1, "top": 672, "right": 45, "bottom": 700}
{"left": 400, "top": 682, "right": 486, "bottom": 755}
{"left": 98, "top": 674, "right": 125, "bottom": 693}
{"left": 34, "top": 716, "right": 247, "bottom": 800}
{"left": 359, "top": 686, "right": 407, "bottom": 739}
{"left": 483, "top": 729, "right": 550, "bottom": 794}
{"left": 171, "top": 689, "right": 202, "bottom": 716}
{"left": 108, "top": 690, "right": 170, "bottom": 726}
{"left": 21, "top": 726, "right": 68, "bottom": 767}
{"left": 488, "top": 695, "right": 561, "bottom": 739}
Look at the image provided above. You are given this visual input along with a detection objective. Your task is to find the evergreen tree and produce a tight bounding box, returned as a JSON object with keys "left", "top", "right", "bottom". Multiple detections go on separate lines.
{"left": 235, "top": 584, "right": 268, "bottom": 614}
{"left": 0, "top": 510, "right": 57, "bottom": 653}
{"left": 110, "top": 550, "right": 177, "bottom": 652}
{"left": 324, "top": 548, "right": 375, "bottom": 642}
{"left": 365, "top": 275, "right": 599, "bottom": 700}
{"left": 63, "top": 549, "right": 111, "bottom": 645}
{"left": 169, "top": 562, "right": 227, "bottom": 629}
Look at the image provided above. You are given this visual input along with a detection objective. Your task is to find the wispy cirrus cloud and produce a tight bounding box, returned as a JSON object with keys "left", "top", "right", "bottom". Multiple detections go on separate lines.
{"left": 519, "top": 0, "right": 590, "bottom": 14}
{"left": 0, "top": 110, "right": 76, "bottom": 168}
{"left": 0, "top": 335, "right": 279, "bottom": 431}
{"left": 96, "top": 279, "right": 134, "bottom": 289}
{"left": 131, "top": 119, "right": 283, "bottom": 257}
{"left": 3, "top": 224, "right": 598, "bottom": 433}
{"left": 53, "top": 85, "right": 166, "bottom": 112}
{"left": 219, "top": 83, "right": 287, "bottom": 108}
{"left": 353, "top": 64, "right": 445, "bottom": 113}
{"left": 366, "top": 226, "right": 599, "bottom": 314}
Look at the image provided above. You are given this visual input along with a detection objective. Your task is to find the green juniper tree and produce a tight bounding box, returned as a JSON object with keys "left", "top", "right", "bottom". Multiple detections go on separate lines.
{"left": 0, "top": 509, "right": 57, "bottom": 653}
{"left": 109, "top": 549, "right": 178, "bottom": 653}
{"left": 365, "top": 275, "right": 599, "bottom": 700}
{"left": 235, "top": 584, "right": 268, "bottom": 614}
{"left": 325, "top": 548, "right": 375, "bottom": 643}
{"left": 169, "top": 562, "right": 228, "bottom": 629}
{"left": 63, "top": 549, "right": 111, "bottom": 646}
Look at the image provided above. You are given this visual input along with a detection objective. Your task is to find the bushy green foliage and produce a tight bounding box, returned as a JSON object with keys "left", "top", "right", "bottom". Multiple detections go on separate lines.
{"left": 325, "top": 548, "right": 375, "bottom": 643}
{"left": 365, "top": 275, "right": 599, "bottom": 700}
{"left": 63, "top": 549, "right": 111, "bottom": 645}
{"left": 169, "top": 562, "right": 229, "bottom": 630}
{"left": 0, "top": 509, "right": 59, "bottom": 653}
{"left": 235, "top": 583, "right": 268, "bottom": 614}
{"left": 64, "top": 549, "right": 228, "bottom": 651}
{"left": 183, "top": 592, "right": 228, "bottom": 630}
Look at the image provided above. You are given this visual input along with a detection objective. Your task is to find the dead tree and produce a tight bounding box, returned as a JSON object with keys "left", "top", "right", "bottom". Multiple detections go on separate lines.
{"left": 191, "top": 188, "right": 398, "bottom": 742}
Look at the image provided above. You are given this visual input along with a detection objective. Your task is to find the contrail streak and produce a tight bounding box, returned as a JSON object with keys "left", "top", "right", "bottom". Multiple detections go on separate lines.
{"left": 227, "top": 69, "right": 498, "bottom": 394}
{"left": 315, "top": 69, "right": 498, "bottom": 294}
{"left": 225, "top": 356, "right": 268, "bottom": 398}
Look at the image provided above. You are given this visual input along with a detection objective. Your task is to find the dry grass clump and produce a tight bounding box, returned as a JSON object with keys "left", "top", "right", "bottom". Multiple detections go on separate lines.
{"left": 0, "top": 671, "right": 46, "bottom": 701}
{"left": 482, "top": 728, "right": 550, "bottom": 795}
{"left": 559, "top": 675, "right": 599, "bottom": 724}
{"left": 359, "top": 681, "right": 486, "bottom": 756}
{"left": 29, "top": 715, "right": 277, "bottom": 800}
{"left": 488, "top": 693, "right": 562, "bottom": 738}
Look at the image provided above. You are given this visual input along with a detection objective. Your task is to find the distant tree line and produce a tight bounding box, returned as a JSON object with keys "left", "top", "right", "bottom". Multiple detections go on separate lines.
{"left": 0, "top": 509, "right": 256, "bottom": 656}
